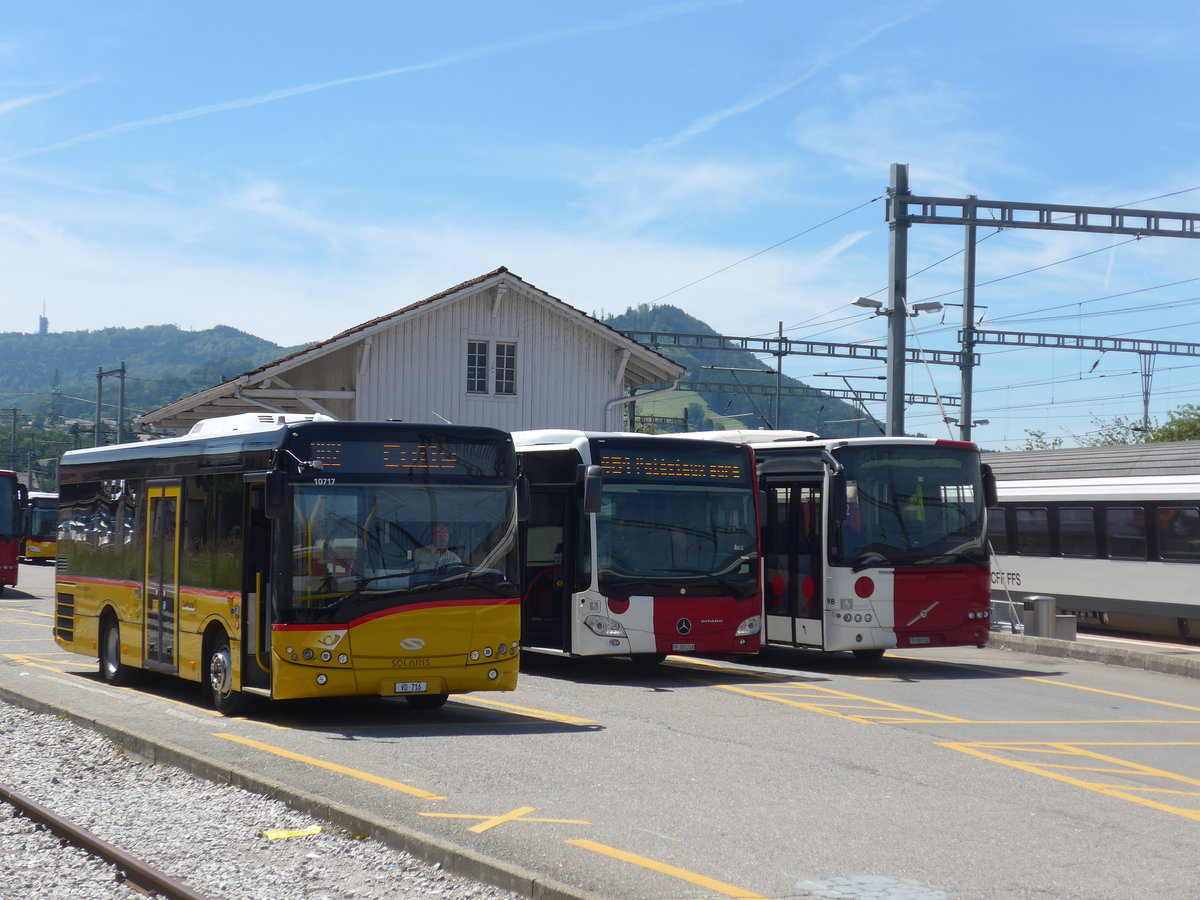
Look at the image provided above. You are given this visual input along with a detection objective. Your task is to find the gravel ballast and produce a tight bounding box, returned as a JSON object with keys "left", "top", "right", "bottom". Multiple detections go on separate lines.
{"left": 0, "top": 701, "right": 524, "bottom": 900}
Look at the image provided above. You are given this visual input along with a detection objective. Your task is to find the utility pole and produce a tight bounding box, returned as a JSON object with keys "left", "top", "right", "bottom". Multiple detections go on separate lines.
{"left": 885, "top": 163, "right": 911, "bottom": 436}
{"left": 960, "top": 195, "right": 978, "bottom": 443}
{"left": 5, "top": 408, "right": 15, "bottom": 470}
{"left": 95, "top": 362, "right": 127, "bottom": 447}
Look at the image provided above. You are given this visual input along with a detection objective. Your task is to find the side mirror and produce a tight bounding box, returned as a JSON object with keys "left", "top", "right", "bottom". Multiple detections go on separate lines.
{"left": 579, "top": 464, "right": 603, "bottom": 515}
{"left": 982, "top": 463, "right": 998, "bottom": 508}
{"left": 264, "top": 471, "right": 288, "bottom": 519}
{"left": 830, "top": 472, "right": 848, "bottom": 523}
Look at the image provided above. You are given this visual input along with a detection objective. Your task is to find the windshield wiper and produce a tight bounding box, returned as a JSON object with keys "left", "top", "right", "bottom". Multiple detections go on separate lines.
{"left": 851, "top": 550, "right": 892, "bottom": 572}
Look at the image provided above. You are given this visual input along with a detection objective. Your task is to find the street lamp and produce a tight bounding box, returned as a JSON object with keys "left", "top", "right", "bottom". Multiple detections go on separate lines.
{"left": 850, "top": 297, "right": 943, "bottom": 317}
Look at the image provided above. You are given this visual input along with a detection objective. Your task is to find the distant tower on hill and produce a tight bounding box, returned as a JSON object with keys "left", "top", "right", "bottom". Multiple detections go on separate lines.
{"left": 38, "top": 300, "right": 48, "bottom": 335}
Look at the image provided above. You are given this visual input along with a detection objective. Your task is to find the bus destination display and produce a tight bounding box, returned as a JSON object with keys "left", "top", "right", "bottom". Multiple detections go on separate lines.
{"left": 302, "top": 437, "right": 506, "bottom": 477}
{"left": 595, "top": 443, "right": 749, "bottom": 484}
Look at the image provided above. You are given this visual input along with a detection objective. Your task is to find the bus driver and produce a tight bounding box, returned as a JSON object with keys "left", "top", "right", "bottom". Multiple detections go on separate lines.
{"left": 413, "top": 524, "right": 462, "bottom": 571}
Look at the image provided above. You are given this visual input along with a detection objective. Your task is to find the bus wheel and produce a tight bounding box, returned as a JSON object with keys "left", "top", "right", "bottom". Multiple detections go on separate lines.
{"left": 631, "top": 653, "right": 667, "bottom": 666}
{"left": 405, "top": 692, "right": 449, "bottom": 710}
{"left": 852, "top": 648, "right": 886, "bottom": 662}
{"left": 99, "top": 616, "right": 133, "bottom": 686}
{"left": 207, "top": 633, "right": 247, "bottom": 716}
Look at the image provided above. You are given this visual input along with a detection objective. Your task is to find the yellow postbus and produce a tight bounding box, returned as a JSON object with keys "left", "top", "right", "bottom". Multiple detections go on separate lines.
{"left": 22, "top": 491, "right": 58, "bottom": 563}
{"left": 54, "top": 414, "right": 524, "bottom": 715}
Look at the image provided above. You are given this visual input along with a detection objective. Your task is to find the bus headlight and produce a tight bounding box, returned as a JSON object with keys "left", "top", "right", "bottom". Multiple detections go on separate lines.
{"left": 735, "top": 615, "right": 761, "bottom": 636}
{"left": 584, "top": 615, "right": 627, "bottom": 637}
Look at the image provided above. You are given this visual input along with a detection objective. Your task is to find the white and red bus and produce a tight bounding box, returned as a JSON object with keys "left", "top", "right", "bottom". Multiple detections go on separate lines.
{"left": 0, "top": 469, "right": 25, "bottom": 593}
{"left": 513, "top": 431, "right": 762, "bottom": 662}
{"left": 671, "top": 431, "right": 996, "bottom": 659}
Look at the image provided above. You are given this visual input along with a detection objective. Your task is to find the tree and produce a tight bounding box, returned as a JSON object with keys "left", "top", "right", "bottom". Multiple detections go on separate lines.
{"left": 1081, "top": 414, "right": 1150, "bottom": 447}
{"left": 1150, "top": 404, "right": 1200, "bottom": 442}
{"left": 1018, "top": 429, "right": 1063, "bottom": 451}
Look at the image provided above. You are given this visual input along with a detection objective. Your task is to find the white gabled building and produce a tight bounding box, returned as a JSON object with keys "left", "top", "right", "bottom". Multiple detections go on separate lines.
{"left": 137, "top": 267, "right": 684, "bottom": 434}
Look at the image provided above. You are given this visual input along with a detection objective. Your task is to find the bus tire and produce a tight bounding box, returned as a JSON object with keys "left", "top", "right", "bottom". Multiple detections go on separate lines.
{"left": 405, "top": 692, "right": 449, "bottom": 710}
{"left": 852, "top": 648, "right": 886, "bottom": 662}
{"left": 206, "top": 632, "right": 247, "bottom": 716}
{"left": 99, "top": 615, "right": 134, "bottom": 686}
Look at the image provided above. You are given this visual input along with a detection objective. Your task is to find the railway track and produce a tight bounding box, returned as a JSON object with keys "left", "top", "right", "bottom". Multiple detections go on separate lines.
{"left": 1, "top": 780, "right": 211, "bottom": 900}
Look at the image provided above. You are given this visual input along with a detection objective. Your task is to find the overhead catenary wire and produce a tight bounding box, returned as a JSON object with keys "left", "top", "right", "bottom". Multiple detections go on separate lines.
{"left": 643, "top": 194, "right": 885, "bottom": 306}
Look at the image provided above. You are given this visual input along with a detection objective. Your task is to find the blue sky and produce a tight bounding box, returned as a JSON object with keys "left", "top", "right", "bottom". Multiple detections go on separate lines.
{"left": 4, "top": 0, "right": 1200, "bottom": 449}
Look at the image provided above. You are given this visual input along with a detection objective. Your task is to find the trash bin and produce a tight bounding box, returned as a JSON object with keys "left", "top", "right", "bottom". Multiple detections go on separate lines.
{"left": 1022, "top": 594, "right": 1056, "bottom": 637}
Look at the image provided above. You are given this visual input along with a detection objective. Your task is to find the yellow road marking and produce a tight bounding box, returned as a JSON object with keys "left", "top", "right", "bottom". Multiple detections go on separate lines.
{"left": 213, "top": 732, "right": 446, "bottom": 799}
{"left": 1022, "top": 677, "right": 1200, "bottom": 713}
{"left": 718, "top": 681, "right": 970, "bottom": 724}
{"left": 941, "top": 741, "right": 1200, "bottom": 821}
{"left": 420, "top": 806, "right": 590, "bottom": 833}
{"left": 454, "top": 695, "right": 596, "bottom": 725}
{"left": 3, "top": 653, "right": 80, "bottom": 676}
{"left": 568, "top": 839, "right": 768, "bottom": 900}
{"left": 896, "top": 656, "right": 1200, "bottom": 714}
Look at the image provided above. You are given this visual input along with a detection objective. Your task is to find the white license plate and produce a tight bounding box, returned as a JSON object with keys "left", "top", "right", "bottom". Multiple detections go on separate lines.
{"left": 671, "top": 643, "right": 696, "bottom": 652}
{"left": 395, "top": 681, "right": 429, "bottom": 694}
{"left": 908, "top": 637, "right": 931, "bottom": 646}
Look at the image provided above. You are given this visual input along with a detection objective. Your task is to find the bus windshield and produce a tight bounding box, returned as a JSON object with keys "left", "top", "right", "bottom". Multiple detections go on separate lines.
{"left": 596, "top": 484, "right": 758, "bottom": 597}
{"left": 832, "top": 444, "right": 986, "bottom": 569}
{"left": 288, "top": 482, "right": 518, "bottom": 623}
{"left": 29, "top": 504, "right": 56, "bottom": 542}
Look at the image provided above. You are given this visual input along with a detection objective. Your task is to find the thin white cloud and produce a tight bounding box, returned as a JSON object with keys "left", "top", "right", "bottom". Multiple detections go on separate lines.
{"left": 2, "top": 0, "right": 744, "bottom": 163}
{"left": 651, "top": 1, "right": 939, "bottom": 151}
{"left": 791, "top": 71, "right": 1004, "bottom": 196}
{"left": 0, "top": 78, "right": 98, "bottom": 116}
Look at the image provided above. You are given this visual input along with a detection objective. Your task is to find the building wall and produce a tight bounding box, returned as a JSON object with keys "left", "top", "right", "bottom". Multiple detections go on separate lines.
{"left": 354, "top": 284, "right": 629, "bottom": 431}
{"left": 271, "top": 345, "right": 358, "bottom": 421}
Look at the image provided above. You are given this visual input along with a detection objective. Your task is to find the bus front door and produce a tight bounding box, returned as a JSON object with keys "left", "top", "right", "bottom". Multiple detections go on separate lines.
{"left": 144, "top": 483, "right": 181, "bottom": 674}
{"left": 762, "top": 479, "right": 824, "bottom": 648}
{"left": 521, "top": 486, "right": 573, "bottom": 652}
{"left": 240, "top": 479, "right": 272, "bottom": 691}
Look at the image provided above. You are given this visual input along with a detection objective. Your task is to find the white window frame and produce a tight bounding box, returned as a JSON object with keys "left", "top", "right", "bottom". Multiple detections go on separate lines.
{"left": 466, "top": 339, "right": 518, "bottom": 397}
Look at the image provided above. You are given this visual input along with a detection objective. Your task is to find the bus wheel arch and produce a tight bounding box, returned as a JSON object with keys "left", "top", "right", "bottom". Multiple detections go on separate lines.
{"left": 203, "top": 626, "right": 247, "bottom": 716}
{"left": 98, "top": 608, "right": 134, "bottom": 686}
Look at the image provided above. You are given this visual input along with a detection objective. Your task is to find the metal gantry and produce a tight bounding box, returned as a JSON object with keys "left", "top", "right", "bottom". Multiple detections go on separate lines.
{"left": 617, "top": 329, "right": 967, "bottom": 429}
{"left": 887, "top": 163, "right": 1200, "bottom": 439}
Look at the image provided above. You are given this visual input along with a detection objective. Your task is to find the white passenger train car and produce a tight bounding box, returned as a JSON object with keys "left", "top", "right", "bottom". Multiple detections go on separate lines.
{"left": 986, "top": 441, "right": 1200, "bottom": 641}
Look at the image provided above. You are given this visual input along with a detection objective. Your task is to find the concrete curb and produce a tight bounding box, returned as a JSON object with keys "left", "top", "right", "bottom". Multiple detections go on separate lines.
{"left": 987, "top": 632, "right": 1200, "bottom": 680}
{"left": 0, "top": 684, "right": 606, "bottom": 900}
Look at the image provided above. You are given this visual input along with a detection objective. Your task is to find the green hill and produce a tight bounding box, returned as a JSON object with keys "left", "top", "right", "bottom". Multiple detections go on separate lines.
{"left": 0, "top": 325, "right": 310, "bottom": 425}
{"left": 605, "top": 304, "right": 872, "bottom": 436}
{"left": 4, "top": 311, "right": 871, "bottom": 436}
